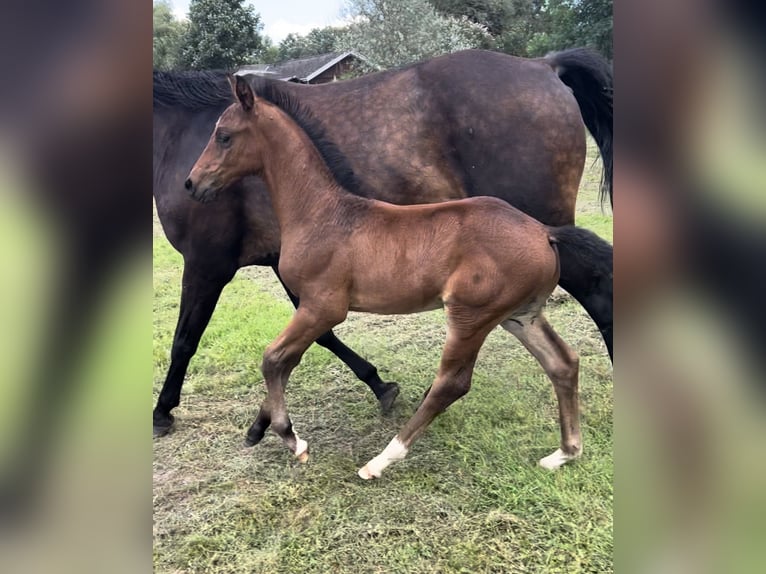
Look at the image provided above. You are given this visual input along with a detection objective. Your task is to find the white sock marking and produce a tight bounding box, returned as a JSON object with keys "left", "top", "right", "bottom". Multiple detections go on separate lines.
{"left": 358, "top": 436, "right": 408, "bottom": 480}
{"left": 539, "top": 447, "right": 581, "bottom": 470}
{"left": 294, "top": 433, "right": 309, "bottom": 463}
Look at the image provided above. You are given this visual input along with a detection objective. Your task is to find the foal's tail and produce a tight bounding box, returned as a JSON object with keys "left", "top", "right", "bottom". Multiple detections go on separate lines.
{"left": 544, "top": 48, "right": 613, "bottom": 206}
{"left": 548, "top": 225, "right": 613, "bottom": 360}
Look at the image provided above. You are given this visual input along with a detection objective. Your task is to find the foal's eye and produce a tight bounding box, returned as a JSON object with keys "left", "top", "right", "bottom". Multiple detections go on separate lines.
{"left": 216, "top": 133, "right": 231, "bottom": 145}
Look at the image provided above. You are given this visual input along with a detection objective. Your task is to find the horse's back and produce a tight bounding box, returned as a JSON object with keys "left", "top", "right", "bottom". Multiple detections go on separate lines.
{"left": 307, "top": 50, "right": 584, "bottom": 225}
{"left": 418, "top": 51, "right": 584, "bottom": 223}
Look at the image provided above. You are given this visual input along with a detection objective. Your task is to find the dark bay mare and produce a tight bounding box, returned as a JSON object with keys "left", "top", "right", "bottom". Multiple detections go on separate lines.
{"left": 153, "top": 48, "right": 613, "bottom": 437}
{"left": 185, "top": 75, "right": 607, "bottom": 478}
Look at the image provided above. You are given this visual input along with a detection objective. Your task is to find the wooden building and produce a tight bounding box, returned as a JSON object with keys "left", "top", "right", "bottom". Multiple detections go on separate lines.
{"left": 237, "top": 51, "right": 369, "bottom": 84}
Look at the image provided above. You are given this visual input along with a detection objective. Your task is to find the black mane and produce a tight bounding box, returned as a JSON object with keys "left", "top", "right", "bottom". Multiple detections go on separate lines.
{"left": 153, "top": 69, "right": 233, "bottom": 109}
{"left": 247, "top": 77, "right": 360, "bottom": 194}
{"left": 152, "top": 69, "right": 360, "bottom": 193}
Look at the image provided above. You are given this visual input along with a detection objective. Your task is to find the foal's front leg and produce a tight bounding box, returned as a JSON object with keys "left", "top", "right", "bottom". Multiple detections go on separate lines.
{"left": 271, "top": 266, "right": 400, "bottom": 412}
{"left": 244, "top": 305, "right": 345, "bottom": 461}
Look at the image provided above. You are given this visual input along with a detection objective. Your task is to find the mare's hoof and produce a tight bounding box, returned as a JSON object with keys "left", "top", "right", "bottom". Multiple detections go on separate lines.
{"left": 153, "top": 414, "right": 175, "bottom": 438}
{"left": 378, "top": 382, "right": 400, "bottom": 414}
{"left": 243, "top": 429, "right": 267, "bottom": 448}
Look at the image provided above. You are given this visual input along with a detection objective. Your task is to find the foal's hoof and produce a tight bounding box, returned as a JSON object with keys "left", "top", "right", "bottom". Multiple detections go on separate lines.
{"left": 357, "top": 465, "right": 379, "bottom": 480}
{"left": 539, "top": 447, "right": 582, "bottom": 470}
{"left": 153, "top": 414, "right": 175, "bottom": 438}
{"left": 378, "top": 382, "right": 400, "bottom": 414}
{"left": 295, "top": 438, "right": 309, "bottom": 463}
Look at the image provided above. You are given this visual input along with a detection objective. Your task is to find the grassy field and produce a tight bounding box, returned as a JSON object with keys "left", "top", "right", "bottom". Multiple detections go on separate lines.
{"left": 153, "top": 140, "right": 613, "bottom": 573}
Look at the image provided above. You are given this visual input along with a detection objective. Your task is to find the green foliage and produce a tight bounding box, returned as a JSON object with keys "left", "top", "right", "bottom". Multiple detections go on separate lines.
{"left": 256, "top": 36, "right": 281, "bottom": 65}
{"left": 337, "top": 0, "right": 492, "bottom": 70}
{"left": 572, "top": 0, "right": 612, "bottom": 58}
{"left": 523, "top": 0, "right": 579, "bottom": 57}
{"left": 177, "top": 0, "right": 266, "bottom": 70}
{"left": 153, "top": 0, "right": 187, "bottom": 70}
{"left": 430, "top": 0, "right": 509, "bottom": 36}
{"left": 429, "top": 0, "right": 612, "bottom": 59}
{"left": 278, "top": 27, "right": 346, "bottom": 61}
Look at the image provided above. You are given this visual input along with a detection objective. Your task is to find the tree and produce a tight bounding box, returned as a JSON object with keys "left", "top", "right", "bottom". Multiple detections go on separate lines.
{"left": 177, "top": 0, "right": 266, "bottom": 70}
{"left": 258, "top": 36, "right": 281, "bottom": 64}
{"left": 153, "top": 1, "right": 187, "bottom": 70}
{"left": 278, "top": 27, "right": 346, "bottom": 61}
{"left": 430, "top": 0, "right": 510, "bottom": 36}
{"left": 572, "top": 0, "right": 612, "bottom": 59}
{"left": 429, "top": 0, "right": 611, "bottom": 59}
{"left": 337, "top": 0, "right": 491, "bottom": 70}
{"left": 524, "top": 0, "right": 579, "bottom": 57}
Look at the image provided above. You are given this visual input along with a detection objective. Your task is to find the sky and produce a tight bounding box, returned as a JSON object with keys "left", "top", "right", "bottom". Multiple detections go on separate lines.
{"left": 169, "top": 0, "right": 348, "bottom": 43}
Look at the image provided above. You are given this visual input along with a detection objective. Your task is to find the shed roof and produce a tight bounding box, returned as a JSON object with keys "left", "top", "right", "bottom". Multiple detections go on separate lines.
{"left": 237, "top": 51, "right": 367, "bottom": 83}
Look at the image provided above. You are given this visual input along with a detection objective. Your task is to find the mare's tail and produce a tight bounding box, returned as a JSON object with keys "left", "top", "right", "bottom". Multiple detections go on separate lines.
{"left": 549, "top": 225, "right": 613, "bottom": 360}
{"left": 544, "top": 48, "right": 613, "bottom": 206}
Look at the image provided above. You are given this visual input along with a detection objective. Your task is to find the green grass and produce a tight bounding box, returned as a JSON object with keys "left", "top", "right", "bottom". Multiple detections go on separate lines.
{"left": 153, "top": 141, "right": 613, "bottom": 573}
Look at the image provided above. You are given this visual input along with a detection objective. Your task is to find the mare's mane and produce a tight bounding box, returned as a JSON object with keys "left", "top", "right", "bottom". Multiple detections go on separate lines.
{"left": 153, "top": 69, "right": 233, "bottom": 109}
{"left": 153, "top": 69, "right": 359, "bottom": 192}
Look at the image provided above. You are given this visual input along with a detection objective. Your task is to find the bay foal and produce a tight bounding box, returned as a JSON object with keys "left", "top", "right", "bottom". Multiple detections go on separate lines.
{"left": 186, "top": 76, "right": 585, "bottom": 478}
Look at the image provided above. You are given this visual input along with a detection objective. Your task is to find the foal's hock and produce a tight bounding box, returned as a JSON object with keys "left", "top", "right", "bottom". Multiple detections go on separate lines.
{"left": 186, "top": 75, "right": 586, "bottom": 478}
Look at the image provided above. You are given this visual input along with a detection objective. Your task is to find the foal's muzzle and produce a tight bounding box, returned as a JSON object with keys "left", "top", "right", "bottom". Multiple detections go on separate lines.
{"left": 184, "top": 175, "right": 218, "bottom": 203}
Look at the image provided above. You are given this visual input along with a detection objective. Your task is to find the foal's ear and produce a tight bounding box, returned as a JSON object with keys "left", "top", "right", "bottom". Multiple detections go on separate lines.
{"left": 229, "top": 75, "right": 256, "bottom": 113}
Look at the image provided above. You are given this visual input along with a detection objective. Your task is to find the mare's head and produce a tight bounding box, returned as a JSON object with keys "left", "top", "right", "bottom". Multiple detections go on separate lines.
{"left": 186, "top": 75, "right": 262, "bottom": 202}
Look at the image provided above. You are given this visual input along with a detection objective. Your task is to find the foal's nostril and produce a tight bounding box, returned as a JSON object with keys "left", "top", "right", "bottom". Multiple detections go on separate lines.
{"left": 184, "top": 178, "right": 192, "bottom": 191}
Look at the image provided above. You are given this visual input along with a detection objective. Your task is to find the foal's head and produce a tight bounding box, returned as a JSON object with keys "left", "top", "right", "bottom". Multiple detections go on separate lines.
{"left": 185, "top": 75, "right": 262, "bottom": 202}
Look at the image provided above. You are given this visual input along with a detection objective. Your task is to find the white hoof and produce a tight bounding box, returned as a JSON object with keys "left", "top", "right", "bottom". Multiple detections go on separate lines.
{"left": 294, "top": 436, "right": 309, "bottom": 463}
{"left": 357, "top": 465, "right": 378, "bottom": 480}
{"left": 539, "top": 447, "right": 581, "bottom": 470}
{"left": 357, "top": 436, "right": 408, "bottom": 480}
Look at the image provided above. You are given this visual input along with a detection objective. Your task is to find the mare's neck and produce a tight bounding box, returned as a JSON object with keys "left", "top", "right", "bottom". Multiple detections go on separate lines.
{"left": 256, "top": 108, "right": 348, "bottom": 233}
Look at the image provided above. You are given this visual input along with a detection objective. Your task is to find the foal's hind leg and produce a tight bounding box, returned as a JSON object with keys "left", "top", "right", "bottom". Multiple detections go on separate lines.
{"left": 501, "top": 314, "right": 582, "bottom": 469}
{"left": 358, "top": 320, "right": 490, "bottom": 479}
{"left": 245, "top": 305, "right": 345, "bottom": 461}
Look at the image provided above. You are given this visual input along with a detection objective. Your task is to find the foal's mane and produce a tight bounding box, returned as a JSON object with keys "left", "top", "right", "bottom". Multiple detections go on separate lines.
{"left": 250, "top": 79, "right": 360, "bottom": 194}
{"left": 152, "top": 69, "right": 360, "bottom": 193}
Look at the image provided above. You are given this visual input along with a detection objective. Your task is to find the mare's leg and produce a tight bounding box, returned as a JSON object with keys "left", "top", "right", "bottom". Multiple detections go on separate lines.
{"left": 153, "top": 262, "right": 235, "bottom": 437}
{"left": 245, "top": 305, "right": 346, "bottom": 461}
{"left": 271, "top": 266, "right": 400, "bottom": 412}
{"left": 501, "top": 314, "right": 582, "bottom": 469}
{"left": 358, "top": 316, "right": 491, "bottom": 479}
